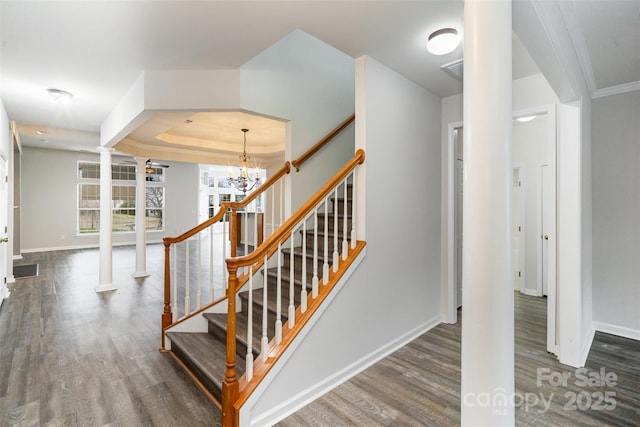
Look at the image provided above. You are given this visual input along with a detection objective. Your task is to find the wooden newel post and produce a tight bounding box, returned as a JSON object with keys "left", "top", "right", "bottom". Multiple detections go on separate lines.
{"left": 161, "top": 239, "right": 173, "bottom": 350}
{"left": 222, "top": 265, "right": 239, "bottom": 426}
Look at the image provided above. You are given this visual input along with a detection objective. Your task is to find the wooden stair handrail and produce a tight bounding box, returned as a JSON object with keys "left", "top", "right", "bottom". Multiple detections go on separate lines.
{"left": 222, "top": 148, "right": 365, "bottom": 426}
{"left": 161, "top": 161, "right": 291, "bottom": 349}
{"left": 291, "top": 114, "right": 355, "bottom": 172}
{"left": 163, "top": 161, "right": 291, "bottom": 246}
{"left": 227, "top": 149, "right": 364, "bottom": 271}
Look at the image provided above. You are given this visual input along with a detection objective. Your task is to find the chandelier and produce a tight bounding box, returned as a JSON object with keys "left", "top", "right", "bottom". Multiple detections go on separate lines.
{"left": 228, "top": 128, "right": 261, "bottom": 194}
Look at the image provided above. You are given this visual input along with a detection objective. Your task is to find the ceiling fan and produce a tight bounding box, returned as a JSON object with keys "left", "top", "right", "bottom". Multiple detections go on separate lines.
{"left": 122, "top": 158, "right": 170, "bottom": 173}
{"left": 143, "top": 159, "right": 169, "bottom": 173}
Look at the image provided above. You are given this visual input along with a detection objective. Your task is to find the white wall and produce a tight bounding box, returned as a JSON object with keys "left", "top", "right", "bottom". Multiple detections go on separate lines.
{"left": 21, "top": 147, "right": 199, "bottom": 251}
{"left": 245, "top": 56, "right": 443, "bottom": 425}
{"left": 0, "top": 101, "right": 11, "bottom": 302}
{"left": 240, "top": 30, "right": 355, "bottom": 213}
{"left": 592, "top": 91, "right": 640, "bottom": 338}
{"left": 512, "top": 117, "right": 548, "bottom": 295}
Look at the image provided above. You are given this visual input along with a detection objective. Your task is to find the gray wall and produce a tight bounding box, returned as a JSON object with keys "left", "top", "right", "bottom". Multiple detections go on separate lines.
{"left": 592, "top": 91, "right": 640, "bottom": 335}
{"left": 247, "top": 55, "right": 443, "bottom": 425}
{"left": 240, "top": 29, "right": 355, "bottom": 213}
{"left": 20, "top": 146, "right": 199, "bottom": 252}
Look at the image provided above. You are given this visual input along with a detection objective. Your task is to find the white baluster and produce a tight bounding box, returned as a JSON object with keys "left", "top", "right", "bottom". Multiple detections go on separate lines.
{"left": 332, "top": 188, "right": 339, "bottom": 271}
{"left": 276, "top": 243, "right": 282, "bottom": 344}
{"left": 350, "top": 171, "right": 357, "bottom": 249}
{"left": 223, "top": 213, "right": 228, "bottom": 290}
{"left": 184, "top": 240, "right": 190, "bottom": 315}
{"left": 262, "top": 254, "right": 270, "bottom": 359}
{"left": 301, "top": 219, "right": 307, "bottom": 313}
{"left": 209, "top": 223, "right": 214, "bottom": 302}
{"left": 270, "top": 186, "right": 275, "bottom": 238}
{"left": 253, "top": 204, "right": 258, "bottom": 252}
{"left": 172, "top": 244, "right": 178, "bottom": 318}
{"left": 243, "top": 211, "right": 248, "bottom": 262}
{"left": 342, "top": 179, "right": 348, "bottom": 260}
{"left": 246, "top": 265, "right": 253, "bottom": 381}
{"left": 323, "top": 198, "right": 329, "bottom": 284}
{"left": 312, "top": 207, "right": 319, "bottom": 298}
{"left": 279, "top": 180, "right": 284, "bottom": 226}
{"left": 197, "top": 233, "right": 202, "bottom": 308}
{"left": 288, "top": 230, "right": 295, "bottom": 328}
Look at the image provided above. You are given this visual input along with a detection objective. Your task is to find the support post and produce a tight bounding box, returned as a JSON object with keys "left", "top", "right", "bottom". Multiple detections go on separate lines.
{"left": 95, "top": 147, "right": 117, "bottom": 292}
{"left": 460, "top": 0, "right": 514, "bottom": 424}
{"left": 132, "top": 157, "right": 150, "bottom": 278}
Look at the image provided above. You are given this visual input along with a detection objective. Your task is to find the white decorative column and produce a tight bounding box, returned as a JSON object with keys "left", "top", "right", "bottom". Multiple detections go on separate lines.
{"left": 95, "top": 147, "right": 117, "bottom": 292}
{"left": 132, "top": 157, "right": 150, "bottom": 278}
{"left": 460, "top": 0, "right": 514, "bottom": 425}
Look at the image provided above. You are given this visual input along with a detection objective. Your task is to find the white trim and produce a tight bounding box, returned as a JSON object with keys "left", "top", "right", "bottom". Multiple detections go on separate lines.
{"left": 20, "top": 239, "right": 165, "bottom": 254}
{"left": 445, "top": 121, "right": 463, "bottom": 324}
{"left": 593, "top": 321, "right": 640, "bottom": 342}
{"left": 94, "top": 283, "right": 117, "bottom": 293}
{"left": 250, "top": 313, "right": 443, "bottom": 427}
{"left": 521, "top": 289, "right": 539, "bottom": 297}
{"left": 12, "top": 254, "right": 23, "bottom": 260}
{"left": 578, "top": 323, "right": 597, "bottom": 368}
{"left": 592, "top": 81, "right": 640, "bottom": 99}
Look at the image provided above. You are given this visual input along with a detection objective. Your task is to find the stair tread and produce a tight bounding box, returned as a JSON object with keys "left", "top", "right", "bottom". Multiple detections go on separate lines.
{"left": 204, "top": 311, "right": 270, "bottom": 355}
{"left": 166, "top": 331, "right": 245, "bottom": 395}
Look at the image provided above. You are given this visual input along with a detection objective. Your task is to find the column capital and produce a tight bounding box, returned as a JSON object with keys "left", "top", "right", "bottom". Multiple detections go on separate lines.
{"left": 97, "top": 146, "right": 114, "bottom": 154}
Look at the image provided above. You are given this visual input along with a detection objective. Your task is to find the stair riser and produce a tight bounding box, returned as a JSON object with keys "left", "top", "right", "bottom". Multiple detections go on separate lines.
{"left": 171, "top": 342, "right": 222, "bottom": 402}
{"left": 281, "top": 251, "right": 329, "bottom": 275}
{"left": 207, "top": 317, "right": 261, "bottom": 360}
{"left": 304, "top": 235, "right": 350, "bottom": 253}
{"left": 311, "top": 215, "right": 352, "bottom": 234}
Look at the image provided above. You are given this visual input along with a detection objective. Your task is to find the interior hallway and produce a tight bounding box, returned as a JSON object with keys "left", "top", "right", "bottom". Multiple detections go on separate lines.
{"left": 1, "top": 245, "right": 638, "bottom": 426}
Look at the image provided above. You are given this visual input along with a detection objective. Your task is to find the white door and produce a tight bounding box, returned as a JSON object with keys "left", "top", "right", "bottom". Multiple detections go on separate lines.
{"left": 541, "top": 164, "right": 554, "bottom": 296}
{"left": 0, "top": 157, "right": 9, "bottom": 304}
{"left": 455, "top": 158, "right": 463, "bottom": 308}
{"left": 512, "top": 167, "right": 524, "bottom": 291}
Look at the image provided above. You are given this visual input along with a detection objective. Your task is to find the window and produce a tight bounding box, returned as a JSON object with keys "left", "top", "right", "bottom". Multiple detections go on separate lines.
{"left": 78, "top": 161, "right": 165, "bottom": 234}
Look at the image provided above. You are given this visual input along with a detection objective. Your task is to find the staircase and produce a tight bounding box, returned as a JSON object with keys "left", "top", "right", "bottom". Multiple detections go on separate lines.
{"left": 165, "top": 187, "right": 353, "bottom": 405}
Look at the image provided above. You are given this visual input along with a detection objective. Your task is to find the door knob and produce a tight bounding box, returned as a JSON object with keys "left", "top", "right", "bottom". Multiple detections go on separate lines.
{"left": 0, "top": 237, "right": 8, "bottom": 243}
{"left": 544, "top": 235, "right": 549, "bottom": 240}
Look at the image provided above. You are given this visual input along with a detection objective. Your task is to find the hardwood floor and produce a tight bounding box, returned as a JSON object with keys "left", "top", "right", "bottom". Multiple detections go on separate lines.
{"left": 0, "top": 245, "right": 221, "bottom": 426}
{"left": 2, "top": 246, "right": 638, "bottom": 426}
{"left": 279, "top": 295, "right": 640, "bottom": 426}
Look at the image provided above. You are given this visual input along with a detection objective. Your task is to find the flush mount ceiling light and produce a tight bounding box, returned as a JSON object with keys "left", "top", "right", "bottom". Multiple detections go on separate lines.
{"left": 516, "top": 115, "right": 537, "bottom": 122}
{"left": 427, "top": 28, "right": 460, "bottom": 55}
{"left": 46, "top": 88, "right": 73, "bottom": 104}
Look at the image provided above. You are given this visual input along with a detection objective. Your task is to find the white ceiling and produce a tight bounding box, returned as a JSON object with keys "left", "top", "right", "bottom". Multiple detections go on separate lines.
{"left": 1, "top": 1, "right": 637, "bottom": 158}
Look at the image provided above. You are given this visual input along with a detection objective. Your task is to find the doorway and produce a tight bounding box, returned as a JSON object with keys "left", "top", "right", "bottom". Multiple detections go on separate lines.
{"left": 446, "top": 105, "right": 557, "bottom": 355}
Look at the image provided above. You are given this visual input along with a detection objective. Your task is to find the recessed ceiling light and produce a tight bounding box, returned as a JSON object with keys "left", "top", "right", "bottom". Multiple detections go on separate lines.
{"left": 35, "top": 130, "right": 46, "bottom": 135}
{"left": 427, "top": 28, "right": 460, "bottom": 55}
{"left": 516, "top": 115, "right": 536, "bottom": 122}
{"left": 46, "top": 88, "right": 73, "bottom": 104}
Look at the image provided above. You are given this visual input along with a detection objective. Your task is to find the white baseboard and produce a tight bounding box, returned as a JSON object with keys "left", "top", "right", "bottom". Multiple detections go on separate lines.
{"left": 250, "top": 313, "right": 444, "bottom": 427}
{"left": 593, "top": 321, "right": 640, "bottom": 341}
{"left": 579, "top": 324, "right": 596, "bottom": 367}
{"left": 21, "top": 239, "right": 164, "bottom": 254}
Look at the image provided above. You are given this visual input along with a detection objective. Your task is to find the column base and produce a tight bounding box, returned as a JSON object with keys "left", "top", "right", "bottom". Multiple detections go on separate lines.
{"left": 95, "top": 283, "right": 118, "bottom": 293}
{"left": 131, "top": 271, "right": 151, "bottom": 279}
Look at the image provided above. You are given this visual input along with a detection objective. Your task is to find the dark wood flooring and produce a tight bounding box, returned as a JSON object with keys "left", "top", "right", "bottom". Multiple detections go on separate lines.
{"left": 279, "top": 295, "right": 640, "bottom": 426}
{"left": 2, "top": 245, "right": 638, "bottom": 426}
{"left": 1, "top": 245, "right": 221, "bottom": 426}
